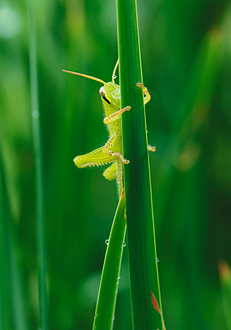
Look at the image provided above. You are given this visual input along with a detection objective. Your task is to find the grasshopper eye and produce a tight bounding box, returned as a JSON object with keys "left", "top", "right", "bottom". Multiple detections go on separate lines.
{"left": 99, "top": 86, "right": 105, "bottom": 96}
{"left": 99, "top": 86, "right": 111, "bottom": 105}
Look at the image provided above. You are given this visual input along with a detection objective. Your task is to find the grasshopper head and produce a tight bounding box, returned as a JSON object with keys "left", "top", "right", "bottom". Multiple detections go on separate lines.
{"left": 99, "top": 59, "right": 120, "bottom": 109}
{"left": 99, "top": 82, "right": 120, "bottom": 109}
{"left": 63, "top": 59, "right": 120, "bottom": 110}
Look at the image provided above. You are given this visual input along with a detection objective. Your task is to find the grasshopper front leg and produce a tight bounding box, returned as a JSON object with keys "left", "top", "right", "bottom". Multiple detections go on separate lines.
{"left": 103, "top": 105, "right": 131, "bottom": 124}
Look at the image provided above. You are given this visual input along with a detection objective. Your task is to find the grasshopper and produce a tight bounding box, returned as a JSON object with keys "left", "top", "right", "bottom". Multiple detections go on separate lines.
{"left": 63, "top": 60, "right": 155, "bottom": 194}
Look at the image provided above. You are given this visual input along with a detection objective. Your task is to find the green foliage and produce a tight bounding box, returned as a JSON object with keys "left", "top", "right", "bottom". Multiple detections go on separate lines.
{"left": 0, "top": 0, "right": 231, "bottom": 329}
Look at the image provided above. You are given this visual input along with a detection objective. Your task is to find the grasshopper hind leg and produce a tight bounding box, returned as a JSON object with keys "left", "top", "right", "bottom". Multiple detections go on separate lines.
{"left": 116, "top": 161, "right": 124, "bottom": 195}
{"left": 103, "top": 134, "right": 130, "bottom": 164}
{"left": 103, "top": 161, "right": 124, "bottom": 195}
{"left": 136, "top": 82, "right": 151, "bottom": 105}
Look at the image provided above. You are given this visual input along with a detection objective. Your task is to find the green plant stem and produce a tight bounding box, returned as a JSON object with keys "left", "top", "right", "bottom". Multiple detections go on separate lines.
{"left": 27, "top": 1, "right": 48, "bottom": 329}
{"left": 116, "top": 0, "right": 164, "bottom": 329}
{"left": 93, "top": 190, "right": 126, "bottom": 330}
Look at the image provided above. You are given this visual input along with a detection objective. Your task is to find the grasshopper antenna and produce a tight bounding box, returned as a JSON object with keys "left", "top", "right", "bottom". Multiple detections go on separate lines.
{"left": 62, "top": 70, "right": 105, "bottom": 85}
{"left": 112, "top": 59, "right": 119, "bottom": 83}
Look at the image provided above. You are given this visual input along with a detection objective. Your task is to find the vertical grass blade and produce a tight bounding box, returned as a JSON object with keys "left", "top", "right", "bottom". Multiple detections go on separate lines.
{"left": 0, "top": 158, "right": 28, "bottom": 330}
{"left": 0, "top": 159, "right": 13, "bottom": 330}
{"left": 27, "top": 1, "right": 48, "bottom": 329}
{"left": 93, "top": 190, "right": 126, "bottom": 330}
{"left": 116, "top": 0, "right": 164, "bottom": 329}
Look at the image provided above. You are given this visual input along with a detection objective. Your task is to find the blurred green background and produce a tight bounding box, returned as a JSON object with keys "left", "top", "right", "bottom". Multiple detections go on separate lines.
{"left": 1, "top": 0, "right": 231, "bottom": 329}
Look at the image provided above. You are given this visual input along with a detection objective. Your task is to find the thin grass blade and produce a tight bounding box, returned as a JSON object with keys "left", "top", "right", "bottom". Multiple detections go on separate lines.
{"left": 93, "top": 190, "right": 126, "bottom": 330}
{"left": 27, "top": 0, "right": 48, "bottom": 329}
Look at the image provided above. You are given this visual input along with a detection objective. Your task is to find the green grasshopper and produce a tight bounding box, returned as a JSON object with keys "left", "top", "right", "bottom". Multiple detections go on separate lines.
{"left": 63, "top": 60, "right": 155, "bottom": 194}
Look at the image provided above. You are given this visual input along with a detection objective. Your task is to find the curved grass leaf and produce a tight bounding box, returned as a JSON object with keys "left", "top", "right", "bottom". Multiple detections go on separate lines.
{"left": 93, "top": 190, "right": 126, "bottom": 330}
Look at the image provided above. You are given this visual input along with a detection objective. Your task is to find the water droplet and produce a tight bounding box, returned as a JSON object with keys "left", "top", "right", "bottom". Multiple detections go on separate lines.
{"left": 156, "top": 258, "right": 159, "bottom": 263}
{"left": 122, "top": 241, "right": 126, "bottom": 247}
{"left": 113, "top": 74, "right": 117, "bottom": 79}
{"left": 105, "top": 239, "right": 109, "bottom": 245}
